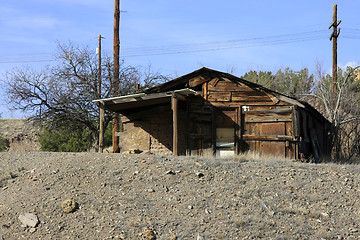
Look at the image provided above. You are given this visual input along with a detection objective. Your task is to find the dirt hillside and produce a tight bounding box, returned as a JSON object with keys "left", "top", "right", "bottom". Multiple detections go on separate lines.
{"left": 0, "top": 119, "right": 41, "bottom": 152}
{"left": 0, "top": 152, "right": 359, "bottom": 239}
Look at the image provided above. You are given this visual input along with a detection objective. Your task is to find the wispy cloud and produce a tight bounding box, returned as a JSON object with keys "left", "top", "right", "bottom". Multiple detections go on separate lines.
{"left": 6, "top": 16, "right": 61, "bottom": 29}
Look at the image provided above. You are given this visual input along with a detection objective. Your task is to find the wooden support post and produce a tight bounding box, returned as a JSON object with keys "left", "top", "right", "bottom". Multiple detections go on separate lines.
{"left": 172, "top": 93, "right": 179, "bottom": 156}
{"left": 112, "top": 113, "right": 119, "bottom": 153}
{"left": 235, "top": 107, "right": 242, "bottom": 154}
{"left": 98, "top": 101, "right": 105, "bottom": 153}
{"left": 212, "top": 106, "right": 216, "bottom": 156}
{"left": 329, "top": 3, "right": 341, "bottom": 109}
{"left": 186, "top": 100, "right": 190, "bottom": 156}
{"left": 112, "top": 0, "right": 120, "bottom": 153}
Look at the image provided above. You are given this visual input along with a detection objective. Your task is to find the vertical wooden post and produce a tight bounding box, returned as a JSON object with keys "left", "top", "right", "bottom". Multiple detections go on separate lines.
{"left": 98, "top": 35, "right": 102, "bottom": 99}
{"left": 211, "top": 106, "right": 216, "bottom": 156}
{"left": 112, "top": 0, "right": 120, "bottom": 153}
{"left": 186, "top": 100, "right": 190, "bottom": 156}
{"left": 172, "top": 93, "right": 179, "bottom": 156}
{"left": 329, "top": 3, "right": 341, "bottom": 109}
{"left": 98, "top": 101, "right": 105, "bottom": 153}
{"left": 97, "top": 35, "right": 104, "bottom": 153}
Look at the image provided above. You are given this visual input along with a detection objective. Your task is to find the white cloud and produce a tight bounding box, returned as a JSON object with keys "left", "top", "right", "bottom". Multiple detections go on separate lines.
{"left": 340, "top": 61, "right": 359, "bottom": 69}
{"left": 6, "top": 16, "right": 61, "bottom": 29}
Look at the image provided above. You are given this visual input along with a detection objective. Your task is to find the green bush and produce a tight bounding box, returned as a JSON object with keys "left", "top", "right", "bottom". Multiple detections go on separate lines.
{"left": 39, "top": 126, "right": 94, "bottom": 152}
{"left": 0, "top": 135, "right": 10, "bottom": 152}
{"left": 103, "top": 122, "right": 113, "bottom": 148}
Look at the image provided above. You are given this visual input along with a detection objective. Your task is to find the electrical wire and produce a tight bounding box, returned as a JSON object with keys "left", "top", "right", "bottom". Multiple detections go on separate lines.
{"left": 0, "top": 29, "right": 358, "bottom": 63}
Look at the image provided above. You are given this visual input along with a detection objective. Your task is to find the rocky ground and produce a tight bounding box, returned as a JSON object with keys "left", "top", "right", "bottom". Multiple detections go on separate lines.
{"left": 0, "top": 119, "right": 41, "bottom": 152}
{"left": 0, "top": 152, "right": 360, "bottom": 239}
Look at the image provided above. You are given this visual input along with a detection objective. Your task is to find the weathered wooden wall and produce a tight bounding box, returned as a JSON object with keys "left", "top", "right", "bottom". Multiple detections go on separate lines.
{"left": 118, "top": 73, "right": 329, "bottom": 160}
{"left": 197, "top": 76, "right": 297, "bottom": 158}
{"left": 120, "top": 106, "right": 187, "bottom": 155}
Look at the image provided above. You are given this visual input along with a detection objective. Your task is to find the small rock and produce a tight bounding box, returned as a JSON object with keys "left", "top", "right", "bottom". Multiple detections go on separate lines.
{"left": 29, "top": 227, "right": 37, "bottom": 233}
{"left": 142, "top": 227, "right": 156, "bottom": 240}
{"left": 197, "top": 233, "right": 204, "bottom": 240}
{"left": 188, "top": 205, "right": 193, "bottom": 210}
{"left": 18, "top": 213, "right": 39, "bottom": 228}
{"left": 61, "top": 199, "right": 78, "bottom": 213}
{"left": 170, "top": 233, "right": 177, "bottom": 240}
{"left": 196, "top": 172, "right": 204, "bottom": 178}
{"left": 165, "top": 170, "right": 176, "bottom": 175}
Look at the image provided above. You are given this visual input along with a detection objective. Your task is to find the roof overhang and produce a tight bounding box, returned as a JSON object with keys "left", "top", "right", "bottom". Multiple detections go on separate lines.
{"left": 93, "top": 88, "right": 197, "bottom": 112}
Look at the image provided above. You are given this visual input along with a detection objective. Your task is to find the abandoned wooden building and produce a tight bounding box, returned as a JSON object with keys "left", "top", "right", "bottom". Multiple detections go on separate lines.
{"left": 94, "top": 67, "right": 331, "bottom": 161}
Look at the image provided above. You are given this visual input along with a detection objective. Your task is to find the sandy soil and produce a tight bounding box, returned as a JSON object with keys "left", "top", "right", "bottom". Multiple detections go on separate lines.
{"left": 1, "top": 152, "right": 360, "bottom": 239}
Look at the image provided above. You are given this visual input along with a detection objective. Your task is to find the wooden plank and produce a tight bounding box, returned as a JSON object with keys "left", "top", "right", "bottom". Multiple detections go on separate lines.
{"left": 260, "top": 122, "right": 285, "bottom": 135}
{"left": 245, "top": 107, "right": 293, "bottom": 115}
{"left": 245, "top": 113, "right": 292, "bottom": 123}
{"left": 172, "top": 94, "right": 179, "bottom": 156}
{"left": 231, "top": 94, "right": 272, "bottom": 102}
{"left": 243, "top": 134, "right": 294, "bottom": 141}
{"left": 207, "top": 92, "right": 231, "bottom": 102}
{"left": 285, "top": 121, "right": 293, "bottom": 136}
{"left": 210, "top": 101, "right": 287, "bottom": 107}
{"left": 98, "top": 101, "right": 105, "bottom": 153}
{"left": 189, "top": 76, "right": 209, "bottom": 88}
{"left": 261, "top": 141, "right": 286, "bottom": 157}
{"left": 212, "top": 107, "right": 216, "bottom": 155}
{"left": 208, "top": 83, "right": 251, "bottom": 92}
{"left": 235, "top": 107, "right": 242, "bottom": 154}
{"left": 208, "top": 77, "right": 220, "bottom": 86}
{"left": 186, "top": 100, "right": 190, "bottom": 156}
{"left": 250, "top": 105, "right": 292, "bottom": 111}
{"left": 231, "top": 91, "right": 268, "bottom": 97}
{"left": 202, "top": 82, "right": 208, "bottom": 101}
{"left": 189, "top": 134, "right": 212, "bottom": 139}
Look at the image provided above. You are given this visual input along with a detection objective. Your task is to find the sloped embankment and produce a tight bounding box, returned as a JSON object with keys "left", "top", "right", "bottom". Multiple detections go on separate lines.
{"left": 0, "top": 152, "right": 359, "bottom": 239}
{"left": 0, "top": 119, "right": 40, "bottom": 152}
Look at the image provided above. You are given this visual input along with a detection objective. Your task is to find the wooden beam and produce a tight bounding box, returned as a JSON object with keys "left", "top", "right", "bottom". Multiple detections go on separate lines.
{"left": 244, "top": 107, "right": 293, "bottom": 115}
{"left": 235, "top": 107, "right": 243, "bottom": 154}
{"left": 172, "top": 93, "right": 179, "bottom": 156}
{"left": 98, "top": 101, "right": 105, "bottom": 153}
{"left": 188, "top": 76, "right": 210, "bottom": 88}
{"left": 243, "top": 135, "right": 294, "bottom": 141}
{"left": 245, "top": 113, "right": 292, "bottom": 123}
{"left": 211, "top": 106, "right": 216, "bottom": 156}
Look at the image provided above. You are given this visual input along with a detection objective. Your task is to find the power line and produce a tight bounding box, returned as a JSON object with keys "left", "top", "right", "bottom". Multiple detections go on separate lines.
{"left": 0, "top": 29, "right": 336, "bottom": 63}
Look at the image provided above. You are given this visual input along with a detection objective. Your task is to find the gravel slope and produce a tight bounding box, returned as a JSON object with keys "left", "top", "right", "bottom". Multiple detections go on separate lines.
{"left": 0, "top": 152, "right": 360, "bottom": 239}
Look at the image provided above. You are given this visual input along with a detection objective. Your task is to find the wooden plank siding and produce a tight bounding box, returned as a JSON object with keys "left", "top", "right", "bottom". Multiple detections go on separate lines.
{"left": 201, "top": 77, "right": 297, "bottom": 158}
{"left": 100, "top": 67, "right": 330, "bottom": 160}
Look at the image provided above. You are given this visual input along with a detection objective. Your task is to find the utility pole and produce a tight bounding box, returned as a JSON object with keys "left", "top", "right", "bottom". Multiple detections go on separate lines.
{"left": 98, "top": 35, "right": 105, "bottom": 153}
{"left": 329, "top": 3, "right": 341, "bottom": 109}
{"left": 98, "top": 35, "right": 103, "bottom": 99}
{"left": 113, "top": 0, "right": 120, "bottom": 153}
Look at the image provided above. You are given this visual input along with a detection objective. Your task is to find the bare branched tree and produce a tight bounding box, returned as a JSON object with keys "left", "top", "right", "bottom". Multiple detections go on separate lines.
{"left": 308, "top": 63, "right": 360, "bottom": 161}
{"left": 2, "top": 42, "right": 168, "bottom": 150}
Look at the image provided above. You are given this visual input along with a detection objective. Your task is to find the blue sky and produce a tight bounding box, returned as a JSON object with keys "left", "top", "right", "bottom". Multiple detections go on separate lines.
{"left": 1, "top": 0, "right": 360, "bottom": 117}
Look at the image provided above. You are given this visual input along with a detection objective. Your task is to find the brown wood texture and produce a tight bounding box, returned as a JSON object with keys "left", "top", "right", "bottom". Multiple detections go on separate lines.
{"left": 243, "top": 135, "right": 294, "bottom": 141}
{"left": 210, "top": 101, "right": 288, "bottom": 107}
{"left": 245, "top": 113, "right": 292, "bottom": 123}
{"left": 189, "top": 76, "right": 207, "bottom": 87}
{"left": 261, "top": 141, "right": 286, "bottom": 156}
{"left": 207, "top": 92, "right": 231, "bottom": 102}
{"left": 172, "top": 94, "right": 178, "bottom": 156}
